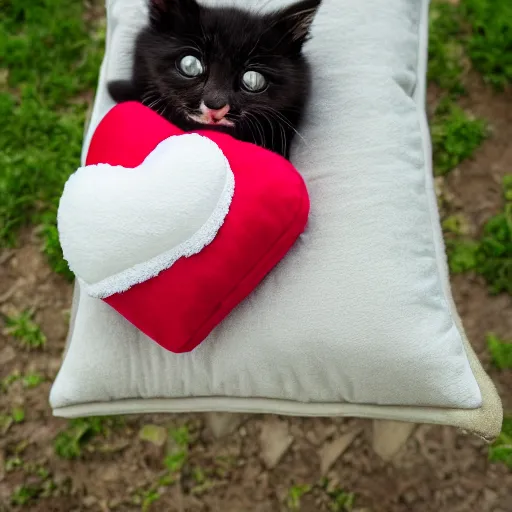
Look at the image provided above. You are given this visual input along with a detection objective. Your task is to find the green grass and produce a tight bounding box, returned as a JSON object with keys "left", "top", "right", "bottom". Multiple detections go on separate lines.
{"left": 487, "top": 334, "right": 512, "bottom": 370}
{"left": 461, "top": 0, "right": 512, "bottom": 90}
{"left": 164, "top": 426, "right": 190, "bottom": 473}
{"left": 283, "top": 480, "right": 357, "bottom": 511}
{"left": 431, "top": 98, "right": 487, "bottom": 176}
{"left": 446, "top": 239, "right": 480, "bottom": 274}
{"left": 1, "top": 371, "right": 21, "bottom": 391}
{"left": 428, "top": 0, "right": 512, "bottom": 93}
{"left": 11, "top": 407, "right": 25, "bottom": 424}
{"left": 10, "top": 475, "right": 56, "bottom": 507}
{"left": 1, "top": 371, "right": 45, "bottom": 392}
{"left": 40, "top": 216, "right": 75, "bottom": 281}
{"left": 323, "top": 484, "right": 356, "bottom": 512}
{"left": 132, "top": 425, "right": 192, "bottom": 510}
{"left": 54, "top": 416, "right": 120, "bottom": 459}
{"left": 4, "top": 310, "right": 47, "bottom": 349}
{"left": 474, "top": 175, "right": 512, "bottom": 294}
{"left": 287, "top": 484, "right": 312, "bottom": 511}
{"left": 5, "top": 456, "right": 23, "bottom": 473}
{"left": 0, "top": 407, "right": 26, "bottom": 434}
{"left": 490, "top": 417, "right": 512, "bottom": 469}
{"left": 446, "top": 175, "right": 512, "bottom": 295}
{"left": 442, "top": 214, "right": 479, "bottom": 273}
{"left": 8, "top": 460, "right": 56, "bottom": 507}
{"left": 428, "top": 1, "right": 466, "bottom": 94}
{"left": 10, "top": 485, "right": 41, "bottom": 506}
{"left": 316, "top": 479, "right": 356, "bottom": 512}
{"left": 442, "top": 214, "right": 471, "bottom": 237}
{"left": 0, "top": 0, "right": 104, "bottom": 277}
{"left": 22, "top": 372, "right": 45, "bottom": 388}
{"left": 141, "top": 489, "right": 161, "bottom": 512}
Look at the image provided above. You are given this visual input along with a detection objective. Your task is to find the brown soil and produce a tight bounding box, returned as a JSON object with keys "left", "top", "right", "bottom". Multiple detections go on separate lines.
{"left": 1, "top": 79, "right": 511, "bottom": 512}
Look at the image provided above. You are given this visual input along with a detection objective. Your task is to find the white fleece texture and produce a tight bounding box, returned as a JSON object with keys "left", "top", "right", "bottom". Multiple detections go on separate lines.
{"left": 50, "top": 0, "right": 489, "bottom": 417}
{"left": 58, "top": 134, "right": 234, "bottom": 298}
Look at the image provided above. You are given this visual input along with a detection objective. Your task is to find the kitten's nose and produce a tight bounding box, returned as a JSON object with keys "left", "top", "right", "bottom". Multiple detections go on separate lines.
{"left": 206, "top": 104, "right": 230, "bottom": 121}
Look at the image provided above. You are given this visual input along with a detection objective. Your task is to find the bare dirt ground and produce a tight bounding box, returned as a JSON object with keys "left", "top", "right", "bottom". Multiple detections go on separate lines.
{"left": 1, "top": 79, "right": 511, "bottom": 512}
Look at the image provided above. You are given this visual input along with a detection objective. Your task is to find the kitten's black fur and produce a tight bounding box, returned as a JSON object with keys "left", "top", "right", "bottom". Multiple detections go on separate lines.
{"left": 108, "top": 0, "right": 321, "bottom": 159}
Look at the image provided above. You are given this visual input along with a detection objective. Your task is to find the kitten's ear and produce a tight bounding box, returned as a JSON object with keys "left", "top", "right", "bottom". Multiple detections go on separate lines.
{"left": 148, "top": 0, "right": 169, "bottom": 19}
{"left": 148, "top": 0, "right": 200, "bottom": 28}
{"left": 274, "top": 0, "right": 322, "bottom": 50}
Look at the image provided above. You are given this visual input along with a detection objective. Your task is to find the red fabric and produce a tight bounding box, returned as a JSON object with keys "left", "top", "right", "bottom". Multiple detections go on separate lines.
{"left": 86, "top": 102, "right": 310, "bottom": 353}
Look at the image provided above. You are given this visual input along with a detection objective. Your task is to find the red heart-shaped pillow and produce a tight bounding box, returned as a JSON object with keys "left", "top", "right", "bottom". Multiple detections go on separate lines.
{"left": 60, "top": 102, "right": 309, "bottom": 353}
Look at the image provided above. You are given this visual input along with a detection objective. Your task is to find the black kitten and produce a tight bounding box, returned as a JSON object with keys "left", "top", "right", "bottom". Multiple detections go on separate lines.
{"left": 108, "top": 0, "right": 321, "bottom": 159}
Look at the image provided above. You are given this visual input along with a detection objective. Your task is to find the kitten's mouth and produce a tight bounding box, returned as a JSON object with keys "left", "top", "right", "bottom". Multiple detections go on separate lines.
{"left": 186, "top": 102, "right": 235, "bottom": 128}
{"left": 187, "top": 113, "right": 235, "bottom": 128}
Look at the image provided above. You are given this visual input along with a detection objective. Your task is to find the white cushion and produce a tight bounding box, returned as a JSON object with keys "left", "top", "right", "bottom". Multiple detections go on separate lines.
{"left": 50, "top": 0, "right": 502, "bottom": 440}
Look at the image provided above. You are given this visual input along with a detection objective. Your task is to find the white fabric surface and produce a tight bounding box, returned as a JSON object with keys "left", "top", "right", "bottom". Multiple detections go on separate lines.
{"left": 58, "top": 134, "right": 234, "bottom": 297}
{"left": 51, "top": 0, "right": 486, "bottom": 415}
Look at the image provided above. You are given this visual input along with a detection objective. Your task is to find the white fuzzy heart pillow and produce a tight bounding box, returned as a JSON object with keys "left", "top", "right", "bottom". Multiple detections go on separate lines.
{"left": 58, "top": 134, "right": 233, "bottom": 297}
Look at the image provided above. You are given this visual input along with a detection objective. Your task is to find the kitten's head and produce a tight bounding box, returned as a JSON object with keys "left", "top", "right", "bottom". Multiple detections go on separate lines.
{"left": 138, "top": 0, "right": 321, "bottom": 152}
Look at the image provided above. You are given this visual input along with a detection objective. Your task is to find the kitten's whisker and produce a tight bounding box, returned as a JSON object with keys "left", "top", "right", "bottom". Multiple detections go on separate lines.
{"left": 242, "top": 115, "right": 259, "bottom": 147}
{"left": 244, "top": 112, "right": 261, "bottom": 145}
{"left": 257, "top": 116, "right": 267, "bottom": 151}
{"left": 280, "top": 123, "right": 287, "bottom": 158}
{"left": 245, "top": 112, "right": 266, "bottom": 149}
{"left": 259, "top": 106, "right": 309, "bottom": 147}
{"left": 247, "top": 112, "right": 267, "bottom": 150}
{"left": 147, "top": 99, "right": 161, "bottom": 110}
{"left": 260, "top": 111, "right": 275, "bottom": 151}
{"left": 158, "top": 101, "right": 168, "bottom": 117}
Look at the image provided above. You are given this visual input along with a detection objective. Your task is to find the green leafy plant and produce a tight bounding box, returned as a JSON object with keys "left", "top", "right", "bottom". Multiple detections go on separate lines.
{"left": 446, "top": 239, "right": 479, "bottom": 273}
{"left": 11, "top": 407, "right": 25, "bottom": 424}
{"left": 320, "top": 479, "right": 356, "bottom": 512}
{"left": 445, "top": 176, "right": 511, "bottom": 295}
{"left": 1, "top": 371, "right": 21, "bottom": 391}
{"left": 487, "top": 333, "right": 512, "bottom": 370}
{"left": 9, "top": 475, "right": 56, "bottom": 507}
{"left": 461, "top": 0, "right": 512, "bottom": 90}
{"left": 287, "top": 484, "right": 312, "bottom": 511}
{"left": 4, "top": 310, "right": 47, "bottom": 348}
{"left": 141, "top": 489, "right": 161, "bottom": 512}
{"left": 132, "top": 425, "right": 193, "bottom": 510}
{"left": 39, "top": 213, "right": 75, "bottom": 281}
{"left": 164, "top": 426, "right": 191, "bottom": 473}
{"left": 22, "top": 372, "right": 45, "bottom": 388}
{"left": 5, "top": 456, "right": 23, "bottom": 472}
{"left": 489, "top": 417, "right": 512, "bottom": 469}
{"left": 164, "top": 449, "right": 188, "bottom": 474}
{"left": 327, "top": 488, "right": 356, "bottom": 512}
{"left": 428, "top": 0, "right": 512, "bottom": 92}
{"left": 428, "top": 1, "right": 465, "bottom": 94}
{"left": 10, "top": 485, "right": 41, "bottom": 506}
{"left": 169, "top": 425, "right": 190, "bottom": 446}
{"left": 8, "top": 463, "right": 56, "bottom": 506}
{"left": 442, "top": 214, "right": 471, "bottom": 237}
{"left": 1, "top": 372, "right": 44, "bottom": 392}
{"left": 54, "top": 417, "right": 120, "bottom": 459}
{"left": 431, "top": 99, "right": 487, "bottom": 176}
{"left": 474, "top": 175, "right": 512, "bottom": 295}
{"left": 442, "top": 213, "right": 479, "bottom": 273}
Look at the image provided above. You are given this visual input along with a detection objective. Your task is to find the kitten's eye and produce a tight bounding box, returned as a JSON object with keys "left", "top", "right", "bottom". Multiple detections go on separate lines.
{"left": 242, "top": 70, "right": 267, "bottom": 92}
{"left": 178, "top": 55, "right": 204, "bottom": 78}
